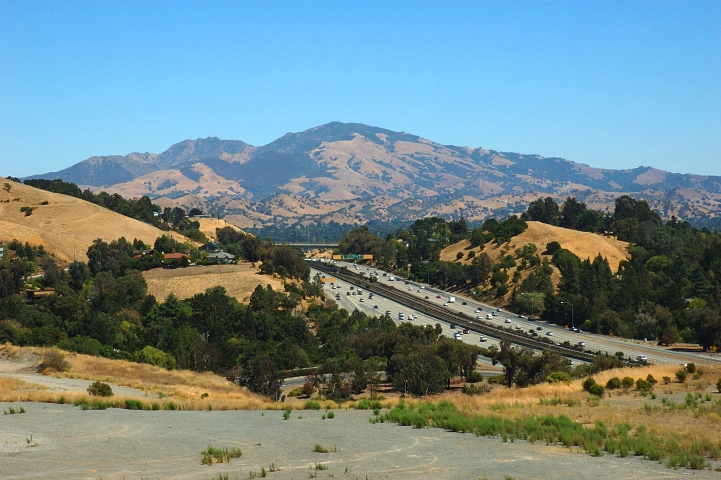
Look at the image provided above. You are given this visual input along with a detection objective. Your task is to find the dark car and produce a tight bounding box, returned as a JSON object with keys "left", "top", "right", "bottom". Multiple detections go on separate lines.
{"left": 461, "top": 301, "right": 467, "bottom": 305}
{"left": 463, "top": 328, "right": 470, "bottom": 334}
{"left": 436, "top": 295, "right": 442, "bottom": 298}
{"left": 536, "top": 326, "right": 543, "bottom": 330}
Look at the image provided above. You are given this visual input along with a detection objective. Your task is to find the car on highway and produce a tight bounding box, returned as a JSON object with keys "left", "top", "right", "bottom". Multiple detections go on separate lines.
{"left": 463, "top": 328, "right": 470, "bottom": 334}
{"left": 461, "top": 301, "right": 467, "bottom": 305}
{"left": 515, "top": 325, "right": 522, "bottom": 330}
{"left": 517, "top": 314, "right": 525, "bottom": 318}
{"left": 373, "top": 305, "right": 378, "bottom": 309}
{"left": 536, "top": 326, "right": 543, "bottom": 330}
{"left": 425, "top": 296, "right": 429, "bottom": 299}
{"left": 444, "top": 302, "right": 449, "bottom": 306}
{"left": 578, "top": 341, "right": 586, "bottom": 347}
{"left": 479, "top": 336, "right": 487, "bottom": 342}
{"left": 505, "top": 318, "right": 512, "bottom": 323}
{"left": 450, "top": 323, "right": 456, "bottom": 329}
{"left": 492, "top": 311, "right": 499, "bottom": 316}
{"left": 546, "top": 331, "right": 553, "bottom": 336}
{"left": 475, "top": 308, "right": 482, "bottom": 313}
{"left": 359, "top": 297, "right": 364, "bottom": 302}
{"left": 636, "top": 355, "right": 648, "bottom": 362}
{"left": 476, "top": 315, "right": 483, "bottom": 319}
{"left": 436, "top": 295, "right": 442, "bottom": 298}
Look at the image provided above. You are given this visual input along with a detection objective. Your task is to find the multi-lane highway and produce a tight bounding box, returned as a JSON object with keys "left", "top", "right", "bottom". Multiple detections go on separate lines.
{"left": 312, "top": 261, "right": 721, "bottom": 367}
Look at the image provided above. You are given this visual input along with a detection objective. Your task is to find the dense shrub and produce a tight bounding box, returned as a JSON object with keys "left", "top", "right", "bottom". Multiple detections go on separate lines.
{"left": 675, "top": 369, "right": 688, "bottom": 383}
{"left": 685, "top": 363, "right": 696, "bottom": 374}
{"left": 546, "top": 371, "right": 571, "bottom": 384}
{"left": 87, "top": 381, "right": 113, "bottom": 397}
{"left": 621, "top": 376, "right": 635, "bottom": 390}
{"left": 635, "top": 378, "right": 653, "bottom": 391}
{"left": 135, "top": 346, "right": 176, "bottom": 370}
{"left": 582, "top": 377, "right": 597, "bottom": 392}
{"left": 605, "top": 377, "right": 621, "bottom": 389}
{"left": 588, "top": 384, "right": 605, "bottom": 397}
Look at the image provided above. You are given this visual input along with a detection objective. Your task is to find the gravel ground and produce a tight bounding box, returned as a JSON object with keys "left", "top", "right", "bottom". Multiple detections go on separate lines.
{"left": 1, "top": 402, "right": 717, "bottom": 480}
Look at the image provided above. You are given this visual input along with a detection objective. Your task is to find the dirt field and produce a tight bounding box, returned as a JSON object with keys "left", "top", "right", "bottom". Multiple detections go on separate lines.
{"left": 2, "top": 402, "right": 719, "bottom": 480}
{"left": 143, "top": 264, "right": 285, "bottom": 302}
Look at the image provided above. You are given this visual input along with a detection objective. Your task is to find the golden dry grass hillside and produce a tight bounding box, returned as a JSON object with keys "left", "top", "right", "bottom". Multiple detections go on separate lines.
{"left": 194, "top": 217, "right": 247, "bottom": 241}
{"left": 0, "top": 177, "right": 191, "bottom": 264}
{"left": 440, "top": 221, "right": 630, "bottom": 302}
{"left": 143, "top": 264, "right": 284, "bottom": 303}
{"left": 442, "top": 221, "right": 629, "bottom": 271}
{"left": 0, "top": 344, "right": 268, "bottom": 410}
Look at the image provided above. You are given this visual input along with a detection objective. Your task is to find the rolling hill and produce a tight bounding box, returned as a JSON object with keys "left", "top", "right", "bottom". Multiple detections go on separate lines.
{"left": 0, "top": 177, "right": 189, "bottom": 264}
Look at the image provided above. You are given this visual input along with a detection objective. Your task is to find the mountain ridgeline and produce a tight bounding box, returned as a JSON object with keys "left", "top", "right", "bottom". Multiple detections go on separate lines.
{"left": 25, "top": 122, "right": 721, "bottom": 230}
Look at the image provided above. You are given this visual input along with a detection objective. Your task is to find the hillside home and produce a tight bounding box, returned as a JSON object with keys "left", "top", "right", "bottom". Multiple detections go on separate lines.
{"left": 26, "top": 288, "right": 56, "bottom": 303}
{"left": 199, "top": 242, "right": 221, "bottom": 253}
{"left": 163, "top": 253, "right": 189, "bottom": 260}
{"left": 207, "top": 251, "right": 235, "bottom": 264}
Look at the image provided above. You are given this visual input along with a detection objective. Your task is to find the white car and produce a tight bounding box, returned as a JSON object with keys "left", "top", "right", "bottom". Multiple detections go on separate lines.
{"left": 479, "top": 336, "right": 487, "bottom": 342}
{"left": 492, "top": 311, "right": 499, "bottom": 316}
{"left": 546, "top": 331, "right": 553, "bottom": 336}
{"left": 475, "top": 308, "right": 482, "bottom": 313}
{"left": 476, "top": 315, "right": 483, "bottom": 319}
{"left": 359, "top": 297, "right": 365, "bottom": 302}
{"left": 505, "top": 318, "right": 512, "bottom": 324}
{"left": 515, "top": 325, "right": 522, "bottom": 330}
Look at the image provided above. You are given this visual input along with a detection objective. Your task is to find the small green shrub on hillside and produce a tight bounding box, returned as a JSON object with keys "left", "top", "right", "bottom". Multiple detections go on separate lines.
{"left": 87, "top": 381, "right": 113, "bottom": 397}
{"left": 605, "top": 377, "right": 621, "bottom": 389}
{"left": 582, "top": 377, "right": 597, "bottom": 392}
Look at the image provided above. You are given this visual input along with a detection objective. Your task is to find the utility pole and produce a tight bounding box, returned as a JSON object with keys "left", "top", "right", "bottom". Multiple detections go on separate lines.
{"left": 560, "top": 301, "right": 574, "bottom": 330}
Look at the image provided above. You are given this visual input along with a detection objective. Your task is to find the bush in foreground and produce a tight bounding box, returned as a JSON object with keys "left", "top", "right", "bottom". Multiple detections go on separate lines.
{"left": 87, "top": 381, "right": 113, "bottom": 397}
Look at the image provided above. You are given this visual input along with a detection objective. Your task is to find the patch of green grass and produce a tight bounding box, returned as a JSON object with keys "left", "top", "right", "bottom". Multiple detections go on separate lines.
{"left": 201, "top": 446, "right": 242, "bottom": 465}
{"left": 3, "top": 406, "right": 26, "bottom": 415}
{"left": 313, "top": 443, "right": 329, "bottom": 453}
{"left": 304, "top": 400, "right": 322, "bottom": 410}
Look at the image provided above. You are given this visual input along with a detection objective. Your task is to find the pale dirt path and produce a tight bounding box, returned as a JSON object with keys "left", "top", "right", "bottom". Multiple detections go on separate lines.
{"left": 0, "top": 352, "right": 156, "bottom": 399}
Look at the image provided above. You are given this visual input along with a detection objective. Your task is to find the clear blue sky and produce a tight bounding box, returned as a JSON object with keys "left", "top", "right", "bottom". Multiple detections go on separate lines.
{"left": 2, "top": 1, "right": 719, "bottom": 178}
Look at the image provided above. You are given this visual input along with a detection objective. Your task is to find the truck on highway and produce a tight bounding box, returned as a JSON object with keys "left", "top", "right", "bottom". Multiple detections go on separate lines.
{"left": 448, "top": 296, "right": 456, "bottom": 303}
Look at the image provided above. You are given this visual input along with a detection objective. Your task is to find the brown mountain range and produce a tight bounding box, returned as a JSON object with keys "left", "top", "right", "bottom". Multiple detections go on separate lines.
{"left": 26, "top": 122, "right": 721, "bottom": 229}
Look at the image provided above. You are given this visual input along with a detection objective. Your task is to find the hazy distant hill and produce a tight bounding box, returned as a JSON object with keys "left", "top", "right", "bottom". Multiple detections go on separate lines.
{"left": 25, "top": 122, "right": 721, "bottom": 229}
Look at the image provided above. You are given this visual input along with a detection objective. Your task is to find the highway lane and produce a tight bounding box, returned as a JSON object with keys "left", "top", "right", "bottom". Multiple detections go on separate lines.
{"left": 316, "top": 268, "right": 507, "bottom": 369}
{"left": 316, "top": 261, "right": 721, "bottom": 367}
